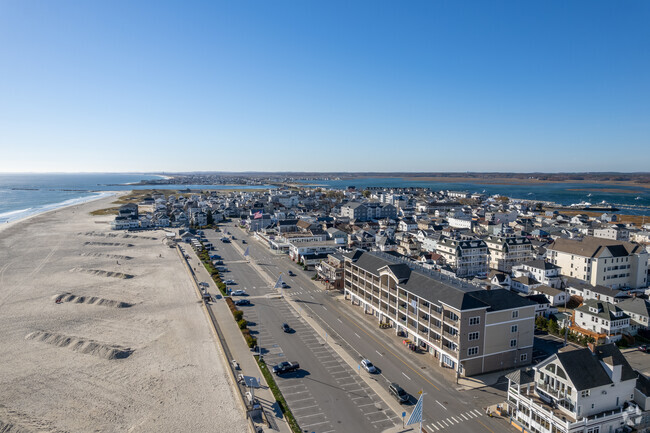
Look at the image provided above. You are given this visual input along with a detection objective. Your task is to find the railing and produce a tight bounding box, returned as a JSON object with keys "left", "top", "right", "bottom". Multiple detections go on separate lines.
{"left": 443, "top": 330, "right": 459, "bottom": 341}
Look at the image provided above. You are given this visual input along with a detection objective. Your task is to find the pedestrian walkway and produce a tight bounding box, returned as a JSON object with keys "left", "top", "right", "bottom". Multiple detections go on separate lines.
{"left": 178, "top": 245, "right": 292, "bottom": 433}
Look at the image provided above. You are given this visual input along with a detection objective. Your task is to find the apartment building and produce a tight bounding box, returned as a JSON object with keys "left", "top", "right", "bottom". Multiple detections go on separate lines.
{"left": 436, "top": 237, "right": 489, "bottom": 277}
{"left": 343, "top": 250, "right": 536, "bottom": 376}
{"left": 506, "top": 344, "right": 644, "bottom": 433}
{"left": 547, "top": 236, "right": 649, "bottom": 289}
{"left": 484, "top": 235, "right": 534, "bottom": 273}
{"left": 339, "top": 201, "right": 397, "bottom": 221}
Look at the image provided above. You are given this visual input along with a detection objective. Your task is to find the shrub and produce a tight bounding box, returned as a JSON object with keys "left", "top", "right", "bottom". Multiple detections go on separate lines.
{"left": 233, "top": 310, "right": 244, "bottom": 321}
{"left": 237, "top": 319, "right": 247, "bottom": 329}
{"left": 245, "top": 335, "right": 257, "bottom": 348}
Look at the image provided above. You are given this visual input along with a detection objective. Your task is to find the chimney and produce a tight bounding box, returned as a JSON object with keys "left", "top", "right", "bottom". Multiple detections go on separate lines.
{"left": 587, "top": 342, "right": 595, "bottom": 354}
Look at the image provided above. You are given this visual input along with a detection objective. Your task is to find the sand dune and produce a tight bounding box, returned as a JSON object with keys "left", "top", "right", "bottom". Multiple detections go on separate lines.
{"left": 25, "top": 330, "right": 134, "bottom": 360}
{"left": 70, "top": 268, "right": 134, "bottom": 279}
{"left": 53, "top": 293, "right": 134, "bottom": 308}
{"left": 83, "top": 241, "right": 134, "bottom": 247}
{"left": 79, "top": 252, "right": 133, "bottom": 260}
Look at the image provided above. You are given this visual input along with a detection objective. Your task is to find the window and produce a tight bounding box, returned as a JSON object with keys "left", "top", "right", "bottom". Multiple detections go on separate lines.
{"left": 468, "top": 332, "right": 480, "bottom": 341}
{"left": 520, "top": 353, "right": 527, "bottom": 362}
{"left": 512, "top": 310, "right": 519, "bottom": 319}
{"left": 511, "top": 325, "right": 518, "bottom": 333}
{"left": 510, "top": 339, "right": 517, "bottom": 347}
{"left": 468, "top": 347, "right": 479, "bottom": 356}
{"left": 581, "top": 390, "right": 590, "bottom": 397}
{"left": 469, "top": 316, "right": 480, "bottom": 326}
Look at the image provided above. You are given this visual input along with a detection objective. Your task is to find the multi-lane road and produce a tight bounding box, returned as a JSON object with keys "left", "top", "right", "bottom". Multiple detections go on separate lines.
{"left": 203, "top": 222, "right": 512, "bottom": 433}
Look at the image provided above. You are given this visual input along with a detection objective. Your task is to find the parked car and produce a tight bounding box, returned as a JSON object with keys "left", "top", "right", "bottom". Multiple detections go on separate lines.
{"left": 231, "top": 289, "right": 246, "bottom": 296}
{"left": 389, "top": 383, "right": 409, "bottom": 403}
{"left": 273, "top": 361, "right": 300, "bottom": 375}
{"left": 242, "top": 240, "right": 247, "bottom": 244}
{"left": 234, "top": 299, "right": 250, "bottom": 306}
{"left": 361, "top": 359, "right": 377, "bottom": 374}
{"left": 288, "top": 270, "right": 295, "bottom": 276}
{"left": 281, "top": 323, "right": 292, "bottom": 333}
{"left": 224, "top": 279, "right": 235, "bottom": 285}
{"left": 281, "top": 282, "right": 290, "bottom": 288}
{"left": 639, "top": 345, "right": 648, "bottom": 353}
{"left": 232, "top": 359, "right": 240, "bottom": 370}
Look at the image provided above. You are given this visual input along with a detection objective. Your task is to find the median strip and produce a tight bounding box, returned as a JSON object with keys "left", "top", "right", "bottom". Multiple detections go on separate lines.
{"left": 255, "top": 356, "right": 302, "bottom": 433}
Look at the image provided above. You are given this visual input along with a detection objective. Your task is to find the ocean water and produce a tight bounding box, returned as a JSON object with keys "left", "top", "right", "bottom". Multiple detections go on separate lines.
{"left": 0, "top": 173, "right": 272, "bottom": 224}
{"left": 299, "top": 177, "right": 650, "bottom": 217}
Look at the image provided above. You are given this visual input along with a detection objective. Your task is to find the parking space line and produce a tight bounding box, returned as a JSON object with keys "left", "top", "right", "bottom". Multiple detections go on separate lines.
{"left": 301, "top": 420, "right": 330, "bottom": 428}
{"left": 460, "top": 413, "right": 468, "bottom": 420}
{"left": 297, "top": 412, "right": 327, "bottom": 419}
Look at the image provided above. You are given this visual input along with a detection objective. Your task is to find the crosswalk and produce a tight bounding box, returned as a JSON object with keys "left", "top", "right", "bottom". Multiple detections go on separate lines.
{"left": 423, "top": 409, "right": 484, "bottom": 431}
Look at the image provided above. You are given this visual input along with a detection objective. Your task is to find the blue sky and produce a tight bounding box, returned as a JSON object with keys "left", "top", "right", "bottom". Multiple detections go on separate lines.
{"left": 1, "top": 1, "right": 649, "bottom": 173}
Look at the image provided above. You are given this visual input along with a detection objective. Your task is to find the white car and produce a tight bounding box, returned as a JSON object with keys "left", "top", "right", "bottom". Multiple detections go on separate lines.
{"left": 231, "top": 289, "right": 246, "bottom": 296}
{"left": 361, "top": 359, "right": 377, "bottom": 374}
{"left": 224, "top": 279, "right": 235, "bottom": 285}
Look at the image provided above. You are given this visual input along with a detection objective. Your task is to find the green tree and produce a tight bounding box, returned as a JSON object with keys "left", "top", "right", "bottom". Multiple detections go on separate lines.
{"left": 548, "top": 319, "right": 559, "bottom": 335}
{"left": 535, "top": 315, "right": 548, "bottom": 331}
{"left": 362, "top": 190, "right": 371, "bottom": 198}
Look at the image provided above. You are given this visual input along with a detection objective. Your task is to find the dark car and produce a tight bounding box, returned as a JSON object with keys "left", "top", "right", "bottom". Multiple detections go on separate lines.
{"left": 234, "top": 299, "right": 250, "bottom": 306}
{"left": 288, "top": 270, "right": 295, "bottom": 277}
{"left": 389, "top": 383, "right": 409, "bottom": 403}
{"left": 281, "top": 323, "right": 292, "bottom": 333}
{"left": 242, "top": 240, "right": 247, "bottom": 244}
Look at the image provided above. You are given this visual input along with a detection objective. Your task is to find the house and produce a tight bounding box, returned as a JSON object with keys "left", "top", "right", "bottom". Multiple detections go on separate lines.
{"left": 547, "top": 236, "right": 649, "bottom": 289}
{"left": 530, "top": 285, "right": 568, "bottom": 307}
{"left": 525, "top": 294, "right": 555, "bottom": 317}
{"left": 488, "top": 270, "right": 512, "bottom": 288}
{"left": 572, "top": 299, "right": 631, "bottom": 343}
{"left": 593, "top": 224, "right": 630, "bottom": 242}
{"left": 511, "top": 275, "right": 542, "bottom": 295}
{"left": 506, "top": 343, "right": 643, "bottom": 433}
{"left": 617, "top": 297, "right": 650, "bottom": 335}
{"left": 316, "top": 253, "right": 345, "bottom": 289}
{"left": 512, "top": 260, "right": 562, "bottom": 289}
{"left": 565, "top": 277, "right": 628, "bottom": 304}
{"left": 397, "top": 218, "right": 418, "bottom": 232}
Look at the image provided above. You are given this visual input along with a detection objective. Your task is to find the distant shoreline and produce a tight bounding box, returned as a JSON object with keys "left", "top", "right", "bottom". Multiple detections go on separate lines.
{"left": 337, "top": 175, "right": 650, "bottom": 189}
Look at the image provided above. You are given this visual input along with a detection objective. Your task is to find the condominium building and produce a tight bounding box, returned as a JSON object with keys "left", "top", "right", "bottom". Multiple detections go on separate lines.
{"left": 547, "top": 236, "right": 649, "bottom": 289}
{"left": 343, "top": 250, "right": 536, "bottom": 376}
{"left": 484, "top": 235, "right": 534, "bottom": 273}
{"left": 436, "top": 237, "right": 489, "bottom": 277}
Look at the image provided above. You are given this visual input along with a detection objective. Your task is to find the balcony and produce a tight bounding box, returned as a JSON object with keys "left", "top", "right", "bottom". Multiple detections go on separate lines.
{"left": 443, "top": 330, "right": 459, "bottom": 341}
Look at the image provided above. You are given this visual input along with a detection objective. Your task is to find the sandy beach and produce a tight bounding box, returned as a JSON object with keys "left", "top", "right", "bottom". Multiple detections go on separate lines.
{"left": 0, "top": 195, "right": 246, "bottom": 432}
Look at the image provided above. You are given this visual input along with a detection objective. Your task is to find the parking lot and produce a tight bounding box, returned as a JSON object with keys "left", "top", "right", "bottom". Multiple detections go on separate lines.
{"left": 202, "top": 229, "right": 399, "bottom": 432}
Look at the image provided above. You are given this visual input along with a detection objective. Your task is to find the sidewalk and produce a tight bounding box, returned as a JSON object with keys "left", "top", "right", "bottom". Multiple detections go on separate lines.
{"left": 178, "top": 245, "right": 292, "bottom": 433}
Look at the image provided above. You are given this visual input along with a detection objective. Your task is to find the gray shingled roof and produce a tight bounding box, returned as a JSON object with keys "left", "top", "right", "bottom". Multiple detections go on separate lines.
{"left": 348, "top": 250, "right": 535, "bottom": 312}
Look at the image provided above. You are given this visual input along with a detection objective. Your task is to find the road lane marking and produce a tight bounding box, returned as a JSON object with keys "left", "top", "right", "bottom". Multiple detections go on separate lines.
{"left": 476, "top": 418, "right": 496, "bottom": 433}
{"left": 441, "top": 419, "right": 449, "bottom": 427}
{"left": 322, "top": 306, "right": 327, "bottom": 310}
{"left": 472, "top": 409, "right": 483, "bottom": 417}
{"left": 452, "top": 416, "right": 461, "bottom": 423}
{"left": 437, "top": 421, "right": 445, "bottom": 429}
{"left": 402, "top": 372, "right": 411, "bottom": 380}
{"left": 436, "top": 400, "right": 447, "bottom": 410}
{"left": 461, "top": 413, "right": 468, "bottom": 420}
{"left": 325, "top": 301, "right": 440, "bottom": 391}
{"left": 375, "top": 350, "right": 383, "bottom": 357}
{"left": 337, "top": 318, "right": 343, "bottom": 323}
{"left": 355, "top": 332, "right": 361, "bottom": 339}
